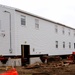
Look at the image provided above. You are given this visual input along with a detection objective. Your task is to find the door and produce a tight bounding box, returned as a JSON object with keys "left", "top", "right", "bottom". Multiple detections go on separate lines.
{"left": 21, "top": 45, "right": 30, "bottom": 66}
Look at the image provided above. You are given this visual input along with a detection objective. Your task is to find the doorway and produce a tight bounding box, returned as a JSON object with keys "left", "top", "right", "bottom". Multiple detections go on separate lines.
{"left": 21, "top": 45, "right": 30, "bottom": 66}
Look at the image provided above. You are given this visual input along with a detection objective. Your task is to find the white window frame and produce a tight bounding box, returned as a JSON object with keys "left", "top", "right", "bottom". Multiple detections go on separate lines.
{"left": 74, "top": 30, "right": 75, "bottom": 36}
{"left": 21, "top": 15, "right": 26, "bottom": 26}
{"left": 56, "top": 41, "right": 58, "bottom": 48}
{"left": 0, "top": 20, "right": 1, "bottom": 30}
{"left": 74, "top": 43, "right": 75, "bottom": 49}
{"left": 63, "top": 42, "right": 65, "bottom": 48}
{"left": 55, "top": 25, "right": 58, "bottom": 33}
{"left": 35, "top": 19, "right": 39, "bottom": 29}
{"left": 62, "top": 27, "right": 65, "bottom": 34}
{"left": 69, "top": 42, "right": 71, "bottom": 48}
{"left": 68, "top": 29, "right": 70, "bottom": 35}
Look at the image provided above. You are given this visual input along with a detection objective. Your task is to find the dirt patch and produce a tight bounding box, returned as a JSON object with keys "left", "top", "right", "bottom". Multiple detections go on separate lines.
{"left": 1, "top": 61, "right": 75, "bottom": 75}
{"left": 16, "top": 61, "right": 75, "bottom": 75}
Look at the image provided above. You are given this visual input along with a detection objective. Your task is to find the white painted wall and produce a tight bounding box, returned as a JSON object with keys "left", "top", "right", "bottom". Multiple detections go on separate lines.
{"left": 0, "top": 5, "right": 75, "bottom": 56}
{"left": 0, "top": 5, "right": 15, "bottom": 55}
{"left": 15, "top": 10, "right": 75, "bottom": 56}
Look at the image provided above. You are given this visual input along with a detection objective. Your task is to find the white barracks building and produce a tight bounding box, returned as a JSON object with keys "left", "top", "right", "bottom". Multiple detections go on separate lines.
{"left": 0, "top": 5, "right": 75, "bottom": 66}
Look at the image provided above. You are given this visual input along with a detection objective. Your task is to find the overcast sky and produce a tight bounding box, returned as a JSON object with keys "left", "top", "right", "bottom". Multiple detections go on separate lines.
{"left": 0, "top": 0, "right": 75, "bottom": 28}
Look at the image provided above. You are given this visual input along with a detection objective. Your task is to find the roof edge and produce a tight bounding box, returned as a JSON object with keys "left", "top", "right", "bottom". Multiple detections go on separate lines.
{"left": 0, "top": 4, "right": 74, "bottom": 30}
{"left": 15, "top": 9, "right": 75, "bottom": 30}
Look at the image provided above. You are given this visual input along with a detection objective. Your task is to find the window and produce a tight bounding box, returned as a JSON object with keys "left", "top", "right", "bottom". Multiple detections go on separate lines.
{"left": 55, "top": 25, "right": 58, "bottom": 33}
{"left": 21, "top": 15, "right": 26, "bottom": 25}
{"left": 0, "top": 20, "right": 1, "bottom": 29}
{"left": 35, "top": 19, "right": 39, "bottom": 29}
{"left": 68, "top": 29, "right": 70, "bottom": 35}
{"left": 74, "top": 43, "right": 75, "bottom": 49}
{"left": 74, "top": 30, "right": 75, "bottom": 36}
{"left": 68, "top": 32, "right": 70, "bottom": 35}
{"left": 62, "top": 27, "right": 65, "bottom": 34}
{"left": 63, "top": 42, "right": 65, "bottom": 48}
{"left": 56, "top": 41, "right": 58, "bottom": 48}
{"left": 69, "top": 42, "right": 71, "bottom": 48}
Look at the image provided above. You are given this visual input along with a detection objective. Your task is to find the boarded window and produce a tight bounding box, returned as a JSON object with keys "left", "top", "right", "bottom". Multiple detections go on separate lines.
{"left": 21, "top": 15, "right": 26, "bottom": 25}
{"left": 35, "top": 19, "right": 39, "bottom": 29}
